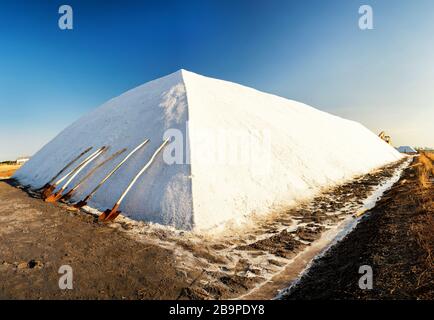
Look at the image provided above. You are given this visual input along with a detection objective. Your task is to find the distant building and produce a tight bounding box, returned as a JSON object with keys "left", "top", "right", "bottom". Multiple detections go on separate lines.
{"left": 396, "top": 146, "right": 417, "bottom": 154}
{"left": 16, "top": 157, "right": 30, "bottom": 165}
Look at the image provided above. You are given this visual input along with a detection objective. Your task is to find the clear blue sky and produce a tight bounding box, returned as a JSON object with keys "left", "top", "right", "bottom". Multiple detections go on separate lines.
{"left": 1, "top": 0, "right": 433, "bottom": 160}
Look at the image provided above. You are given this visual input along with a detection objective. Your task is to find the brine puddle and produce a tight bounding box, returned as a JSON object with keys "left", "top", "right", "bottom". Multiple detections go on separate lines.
{"left": 83, "top": 157, "right": 411, "bottom": 300}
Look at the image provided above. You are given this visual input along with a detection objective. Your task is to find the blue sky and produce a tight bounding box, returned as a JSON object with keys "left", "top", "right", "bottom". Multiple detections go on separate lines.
{"left": 1, "top": 0, "right": 433, "bottom": 160}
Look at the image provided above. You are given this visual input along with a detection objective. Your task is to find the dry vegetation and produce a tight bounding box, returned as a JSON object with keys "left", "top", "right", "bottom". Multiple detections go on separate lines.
{"left": 417, "top": 153, "right": 434, "bottom": 187}
{"left": 424, "top": 151, "right": 434, "bottom": 162}
{"left": 0, "top": 164, "right": 21, "bottom": 178}
{"left": 411, "top": 153, "right": 434, "bottom": 289}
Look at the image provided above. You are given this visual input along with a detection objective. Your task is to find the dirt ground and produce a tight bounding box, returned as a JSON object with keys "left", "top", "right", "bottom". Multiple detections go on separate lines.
{"left": 0, "top": 157, "right": 417, "bottom": 300}
{"left": 283, "top": 154, "right": 434, "bottom": 300}
{"left": 0, "top": 179, "right": 200, "bottom": 299}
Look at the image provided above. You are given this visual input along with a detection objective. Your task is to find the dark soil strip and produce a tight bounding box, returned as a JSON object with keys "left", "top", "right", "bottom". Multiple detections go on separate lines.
{"left": 282, "top": 156, "right": 434, "bottom": 300}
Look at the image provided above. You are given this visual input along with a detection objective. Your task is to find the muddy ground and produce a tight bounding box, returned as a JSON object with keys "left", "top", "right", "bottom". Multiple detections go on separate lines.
{"left": 283, "top": 155, "right": 433, "bottom": 300}
{"left": 0, "top": 158, "right": 412, "bottom": 300}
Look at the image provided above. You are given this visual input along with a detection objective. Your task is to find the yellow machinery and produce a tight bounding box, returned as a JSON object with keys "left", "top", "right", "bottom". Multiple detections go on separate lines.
{"left": 378, "top": 131, "right": 392, "bottom": 145}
